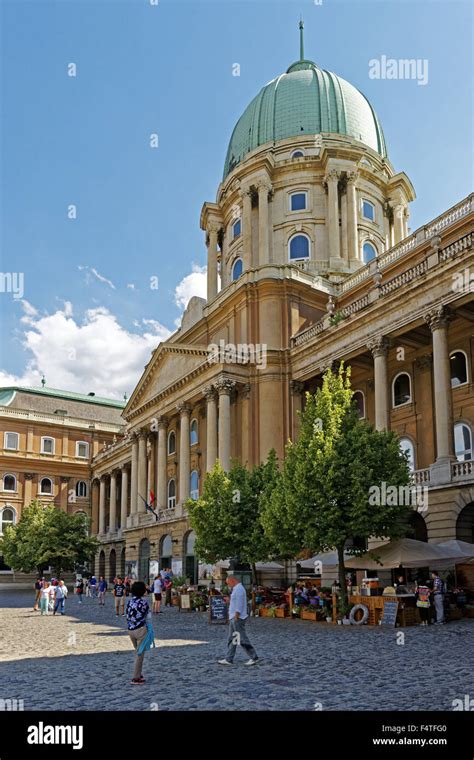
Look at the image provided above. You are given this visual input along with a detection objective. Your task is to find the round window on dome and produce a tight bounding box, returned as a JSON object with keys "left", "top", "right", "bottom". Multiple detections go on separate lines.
{"left": 291, "top": 150, "right": 305, "bottom": 159}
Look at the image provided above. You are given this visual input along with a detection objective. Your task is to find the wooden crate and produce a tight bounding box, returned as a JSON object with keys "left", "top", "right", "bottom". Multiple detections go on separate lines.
{"left": 301, "top": 608, "right": 318, "bottom": 621}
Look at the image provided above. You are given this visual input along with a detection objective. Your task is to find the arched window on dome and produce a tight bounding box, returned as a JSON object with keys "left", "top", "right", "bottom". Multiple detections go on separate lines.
{"left": 399, "top": 438, "right": 415, "bottom": 472}
{"left": 291, "top": 150, "right": 305, "bottom": 159}
{"left": 450, "top": 351, "right": 468, "bottom": 387}
{"left": 362, "top": 241, "right": 377, "bottom": 264}
{"left": 392, "top": 372, "right": 412, "bottom": 408}
{"left": 231, "top": 258, "right": 243, "bottom": 281}
{"left": 289, "top": 234, "right": 310, "bottom": 261}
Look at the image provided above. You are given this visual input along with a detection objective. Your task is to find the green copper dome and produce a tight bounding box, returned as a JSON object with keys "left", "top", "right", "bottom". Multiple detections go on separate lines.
{"left": 223, "top": 58, "right": 387, "bottom": 178}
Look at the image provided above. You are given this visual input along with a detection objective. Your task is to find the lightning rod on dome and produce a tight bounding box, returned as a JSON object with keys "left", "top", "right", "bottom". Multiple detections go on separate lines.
{"left": 299, "top": 18, "right": 304, "bottom": 61}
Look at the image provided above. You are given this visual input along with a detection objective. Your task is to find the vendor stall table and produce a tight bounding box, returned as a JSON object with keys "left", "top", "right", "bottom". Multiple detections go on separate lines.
{"left": 348, "top": 594, "right": 419, "bottom": 626}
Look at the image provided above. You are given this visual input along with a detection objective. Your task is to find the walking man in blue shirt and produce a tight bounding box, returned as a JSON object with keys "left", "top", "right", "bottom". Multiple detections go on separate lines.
{"left": 218, "top": 575, "right": 259, "bottom": 666}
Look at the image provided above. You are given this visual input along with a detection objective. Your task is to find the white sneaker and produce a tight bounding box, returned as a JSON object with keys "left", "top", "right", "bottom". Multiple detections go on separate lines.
{"left": 243, "top": 658, "right": 259, "bottom": 666}
{"left": 217, "top": 659, "right": 233, "bottom": 666}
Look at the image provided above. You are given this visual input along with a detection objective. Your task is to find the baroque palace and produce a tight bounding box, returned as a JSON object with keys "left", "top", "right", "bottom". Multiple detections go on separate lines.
{"left": 91, "top": 31, "right": 474, "bottom": 584}
{"left": 3, "top": 30, "right": 472, "bottom": 584}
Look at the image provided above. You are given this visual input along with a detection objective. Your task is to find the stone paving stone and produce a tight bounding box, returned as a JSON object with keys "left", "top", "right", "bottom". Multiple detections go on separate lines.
{"left": 0, "top": 590, "right": 472, "bottom": 711}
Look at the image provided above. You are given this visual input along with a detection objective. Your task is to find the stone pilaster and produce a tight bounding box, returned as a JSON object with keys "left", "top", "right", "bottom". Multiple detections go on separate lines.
{"left": 216, "top": 376, "right": 236, "bottom": 471}
{"left": 368, "top": 336, "right": 390, "bottom": 431}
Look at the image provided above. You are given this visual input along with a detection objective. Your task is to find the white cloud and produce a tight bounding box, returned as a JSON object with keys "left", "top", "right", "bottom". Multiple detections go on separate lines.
{"left": 127, "top": 283, "right": 136, "bottom": 290}
{"left": 174, "top": 264, "right": 207, "bottom": 310}
{"left": 0, "top": 302, "right": 171, "bottom": 399}
{"left": 78, "top": 265, "right": 116, "bottom": 290}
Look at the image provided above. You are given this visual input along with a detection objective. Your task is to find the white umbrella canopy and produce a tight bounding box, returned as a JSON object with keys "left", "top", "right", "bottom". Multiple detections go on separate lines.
{"left": 344, "top": 539, "right": 448, "bottom": 570}
{"left": 433, "top": 540, "right": 474, "bottom": 561}
{"left": 298, "top": 550, "right": 352, "bottom": 570}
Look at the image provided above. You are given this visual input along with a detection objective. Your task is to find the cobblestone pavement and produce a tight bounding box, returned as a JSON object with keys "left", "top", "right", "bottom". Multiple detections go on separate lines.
{"left": 0, "top": 590, "right": 472, "bottom": 711}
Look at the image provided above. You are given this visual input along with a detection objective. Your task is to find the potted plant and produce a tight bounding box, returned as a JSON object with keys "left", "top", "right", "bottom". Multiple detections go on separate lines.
{"left": 275, "top": 604, "right": 288, "bottom": 618}
{"left": 301, "top": 606, "right": 318, "bottom": 621}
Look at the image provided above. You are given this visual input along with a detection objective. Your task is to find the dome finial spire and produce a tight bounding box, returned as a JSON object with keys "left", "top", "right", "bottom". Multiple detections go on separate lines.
{"left": 299, "top": 17, "right": 304, "bottom": 61}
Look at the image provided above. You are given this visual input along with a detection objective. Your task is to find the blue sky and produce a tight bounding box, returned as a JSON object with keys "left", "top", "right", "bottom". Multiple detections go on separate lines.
{"left": 0, "top": 0, "right": 472, "bottom": 398}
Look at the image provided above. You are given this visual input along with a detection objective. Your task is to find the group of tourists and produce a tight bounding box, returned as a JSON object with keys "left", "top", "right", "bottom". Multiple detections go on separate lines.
{"left": 33, "top": 577, "right": 69, "bottom": 616}
{"left": 150, "top": 568, "right": 173, "bottom": 614}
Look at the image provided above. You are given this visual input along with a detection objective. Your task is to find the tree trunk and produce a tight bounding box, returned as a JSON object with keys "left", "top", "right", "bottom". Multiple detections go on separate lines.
{"left": 251, "top": 562, "right": 258, "bottom": 585}
{"left": 337, "top": 544, "right": 348, "bottom": 615}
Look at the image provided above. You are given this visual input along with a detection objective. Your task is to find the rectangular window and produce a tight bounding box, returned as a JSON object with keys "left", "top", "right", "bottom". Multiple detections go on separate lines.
{"left": 4, "top": 432, "right": 19, "bottom": 451}
{"left": 76, "top": 442, "right": 89, "bottom": 458}
{"left": 290, "top": 193, "right": 307, "bottom": 211}
{"left": 232, "top": 219, "right": 241, "bottom": 239}
{"left": 41, "top": 437, "right": 55, "bottom": 455}
{"left": 362, "top": 200, "right": 375, "bottom": 222}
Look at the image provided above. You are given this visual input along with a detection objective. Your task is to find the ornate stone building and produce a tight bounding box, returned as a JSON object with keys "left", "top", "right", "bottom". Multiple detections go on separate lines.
{"left": 0, "top": 385, "right": 125, "bottom": 576}
{"left": 91, "top": 31, "right": 474, "bottom": 584}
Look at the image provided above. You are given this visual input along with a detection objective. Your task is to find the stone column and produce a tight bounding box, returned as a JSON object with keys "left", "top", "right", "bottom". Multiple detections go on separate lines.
{"left": 424, "top": 306, "right": 455, "bottom": 463}
{"left": 147, "top": 434, "right": 155, "bottom": 503}
{"left": 137, "top": 430, "right": 148, "bottom": 513}
{"left": 99, "top": 476, "right": 106, "bottom": 535}
{"left": 340, "top": 190, "right": 348, "bottom": 262}
{"left": 403, "top": 208, "right": 410, "bottom": 239}
{"left": 325, "top": 170, "right": 341, "bottom": 265}
{"left": 109, "top": 471, "right": 118, "bottom": 532}
{"left": 368, "top": 336, "right": 390, "bottom": 431}
{"left": 204, "top": 386, "right": 218, "bottom": 472}
{"left": 346, "top": 171, "right": 359, "bottom": 264}
{"left": 242, "top": 186, "right": 252, "bottom": 271}
{"left": 157, "top": 417, "right": 168, "bottom": 509}
{"left": 240, "top": 383, "right": 251, "bottom": 466}
{"left": 290, "top": 381, "right": 305, "bottom": 441}
{"left": 177, "top": 403, "right": 191, "bottom": 503}
{"left": 206, "top": 223, "right": 219, "bottom": 301}
{"left": 130, "top": 433, "right": 138, "bottom": 516}
{"left": 120, "top": 465, "right": 128, "bottom": 529}
{"left": 91, "top": 478, "right": 100, "bottom": 535}
{"left": 393, "top": 203, "right": 405, "bottom": 244}
{"left": 257, "top": 180, "right": 271, "bottom": 265}
{"left": 216, "top": 376, "right": 236, "bottom": 471}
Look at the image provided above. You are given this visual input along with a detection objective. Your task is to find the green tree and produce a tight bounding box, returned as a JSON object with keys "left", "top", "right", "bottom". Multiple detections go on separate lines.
{"left": 262, "top": 365, "right": 412, "bottom": 610}
{"left": 1, "top": 501, "right": 99, "bottom": 577}
{"left": 188, "top": 452, "right": 280, "bottom": 582}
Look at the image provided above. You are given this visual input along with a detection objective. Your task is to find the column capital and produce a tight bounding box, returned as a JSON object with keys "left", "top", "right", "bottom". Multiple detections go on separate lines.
{"left": 136, "top": 428, "right": 148, "bottom": 440}
{"left": 99, "top": 474, "right": 108, "bottom": 483}
{"left": 24, "top": 472, "right": 35, "bottom": 480}
{"left": 207, "top": 221, "right": 220, "bottom": 236}
{"left": 367, "top": 335, "right": 390, "bottom": 358}
{"left": 157, "top": 415, "right": 169, "bottom": 430}
{"left": 424, "top": 305, "right": 454, "bottom": 332}
{"left": 324, "top": 169, "right": 341, "bottom": 185}
{"left": 346, "top": 170, "right": 359, "bottom": 185}
{"left": 256, "top": 178, "right": 272, "bottom": 194}
{"left": 240, "top": 383, "right": 251, "bottom": 400}
{"left": 203, "top": 385, "right": 217, "bottom": 401}
{"left": 319, "top": 358, "right": 339, "bottom": 375}
{"left": 120, "top": 463, "right": 130, "bottom": 473}
{"left": 60, "top": 476, "right": 71, "bottom": 484}
{"left": 176, "top": 402, "right": 192, "bottom": 416}
{"left": 290, "top": 380, "right": 305, "bottom": 396}
{"left": 215, "top": 376, "right": 236, "bottom": 396}
{"left": 415, "top": 353, "right": 433, "bottom": 371}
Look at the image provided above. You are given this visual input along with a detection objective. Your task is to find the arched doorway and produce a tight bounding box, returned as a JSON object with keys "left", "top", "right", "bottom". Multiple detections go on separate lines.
{"left": 184, "top": 530, "right": 197, "bottom": 583}
{"left": 138, "top": 538, "right": 151, "bottom": 582}
{"left": 160, "top": 534, "right": 172, "bottom": 573}
{"left": 456, "top": 503, "right": 474, "bottom": 543}
{"left": 98, "top": 550, "right": 106, "bottom": 578}
{"left": 120, "top": 547, "right": 126, "bottom": 578}
{"left": 109, "top": 549, "right": 116, "bottom": 582}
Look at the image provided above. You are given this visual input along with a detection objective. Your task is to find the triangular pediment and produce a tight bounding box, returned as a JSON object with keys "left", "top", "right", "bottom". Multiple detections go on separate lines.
{"left": 124, "top": 344, "right": 210, "bottom": 417}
